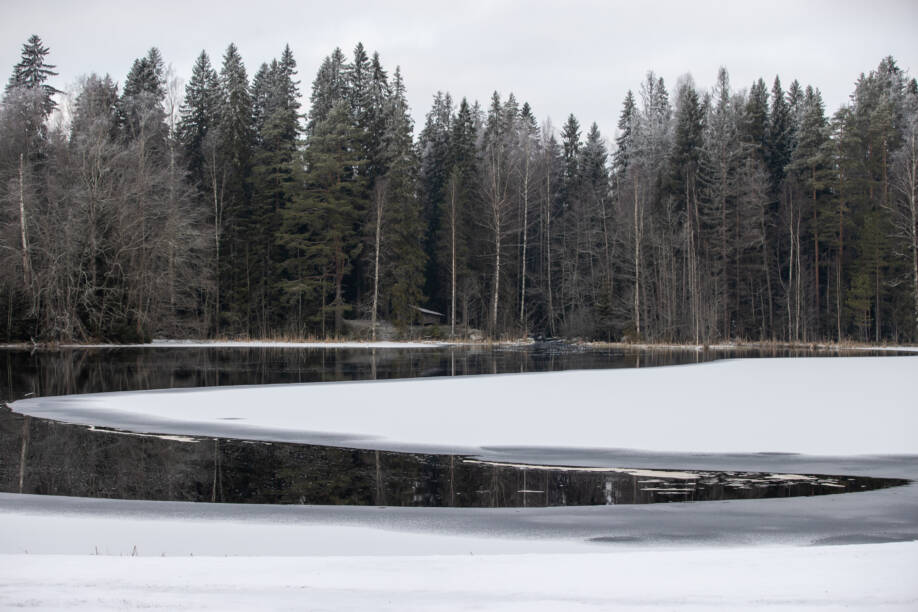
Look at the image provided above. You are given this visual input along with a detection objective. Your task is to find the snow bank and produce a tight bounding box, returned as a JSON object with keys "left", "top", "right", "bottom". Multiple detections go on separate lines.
{"left": 13, "top": 356, "right": 917, "bottom": 456}
{"left": 2, "top": 543, "right": 916, "bottom": 611}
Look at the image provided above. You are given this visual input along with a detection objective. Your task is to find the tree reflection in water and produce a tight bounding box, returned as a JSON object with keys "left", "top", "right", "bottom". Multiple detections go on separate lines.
{"left": 0, "top": 406, "right": 906, "bottom": 506}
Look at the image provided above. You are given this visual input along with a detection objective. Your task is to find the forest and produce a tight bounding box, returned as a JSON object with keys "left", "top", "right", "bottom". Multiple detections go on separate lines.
{"left": 1, "top": 35, "right": 917, "bottom": 343}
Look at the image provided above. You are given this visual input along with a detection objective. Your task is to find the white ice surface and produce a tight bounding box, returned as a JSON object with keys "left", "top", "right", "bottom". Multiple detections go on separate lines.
{"left": 2, "top": 543, "right": 916, "bottom": 611}
{"left": 13, "top": 356, "right": 918, "bottom": 455}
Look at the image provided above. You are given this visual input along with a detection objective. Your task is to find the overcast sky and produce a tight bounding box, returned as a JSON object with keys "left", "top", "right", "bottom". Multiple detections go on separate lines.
{"left": 2, "top": 0, "right": 917, "bottom": 141}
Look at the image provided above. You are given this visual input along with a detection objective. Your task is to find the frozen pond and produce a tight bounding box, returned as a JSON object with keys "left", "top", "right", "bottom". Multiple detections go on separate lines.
{"left": 1, "top": 344, "right": 915, "bottom": 511}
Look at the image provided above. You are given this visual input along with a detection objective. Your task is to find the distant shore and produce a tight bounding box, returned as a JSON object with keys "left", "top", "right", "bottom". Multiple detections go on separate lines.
{"left": 2, "top": 337, "right": 917, "bottom": 352}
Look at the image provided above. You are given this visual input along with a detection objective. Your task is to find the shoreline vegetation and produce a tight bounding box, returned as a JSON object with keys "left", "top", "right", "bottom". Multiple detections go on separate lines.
{"left": 2, "top": 337, "right": 917, "bottom": 352}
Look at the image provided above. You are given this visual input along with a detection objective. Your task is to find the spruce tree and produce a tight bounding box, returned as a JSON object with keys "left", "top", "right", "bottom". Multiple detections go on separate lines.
{"left": 440, "top": 97, "right": 477, "bottom": 333}
{"left": 418, "top": 91, "right": 453, "bottom": 311}
{"left": 280, "top": 102, "right": 364, "bottom": 336}
{"left": 672, "top": 79, "right": 707, "bottom": 341}
{"left": 307, "top": 48, "right": 347, "bottom": 134}
{"left": 767, "top": 76, "right": 793, "bottom": 191}
{"left": 4, "top": 34, "right": 59, "bottom": 116}
{"left": 612, "top": 90, "right": 637, "bottom": 186}
{"left": 788, "top": 86, "right": 830, "bottom": 331}
{"left": 580, "top": 122, "right": 613, "bottom": 334}
{"left": 364, "top": 51, "right": 391, "bottom": 178}
{"left": 120, "top": 48, "right": 167, "bottom": 144}
{"left": 700, "top": 67, "right": 745, "bottom": 337}
{"left": 216, "top": 43, "right": 255, "bottom": 333}
{"left": 178, "top": 51, "right": 220, "bottom": 194}
{"left": 743, "top": 78, "right": 769, "bottom": 161}
{"left": 560, "top": 113, "right": 581, "bottom": 204}
{"left": 3, "top": 35, "right": 59, "bottom": 161}
{"left": 377, "top": 67, "right": 426, "bottom": 329}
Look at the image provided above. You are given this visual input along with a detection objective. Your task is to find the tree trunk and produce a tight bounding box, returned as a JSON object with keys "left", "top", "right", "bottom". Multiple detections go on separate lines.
{"left": 720, "top": 161, "right": 728, "bottom": 339}
{"left": 761, "top": 208, "right": 773, "bottom": 338}
{"left": 787, "top": 191, "right": 795, "bottom": 342}
{"left": 372, "top": 180, "right": 385, "bottom": 341}
{"left": 519, "top": 147, "right": 530, "bottom": 329}
{"left": 492, "top": 218, "right": 501, "bottom": 336}
{"left": 18, "top": 154, "right": 32, "bottom": 291}
{"left": 545, "top": 167, "right": 555, "bottom": 336}
{"left": 212, "top": 158, "right": 222, "bottom": 337}
{"left": 908, "top": 136, "right": 918, "bottom": 339}
{"left": 633, "top": 173, "right": 641, "bottom": 338}
{"left": 449, "top": 176, "right": 457, "bottom": 337}
{"left": 335, "top": 243, "right": 344, "bottom": 337}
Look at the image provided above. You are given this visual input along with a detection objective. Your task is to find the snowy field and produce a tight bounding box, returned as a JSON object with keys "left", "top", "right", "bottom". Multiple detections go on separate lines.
{"left": 3, "top": 355, "right": 918, "bottom": 610}
{"left": 2, "top": 487, "right": 918, "bottom": 610}
{"left": 3, "top": 543, "right": 916, "bottom": 611}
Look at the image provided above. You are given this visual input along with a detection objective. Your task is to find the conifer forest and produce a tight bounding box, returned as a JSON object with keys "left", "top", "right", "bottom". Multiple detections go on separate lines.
{"left": 2, "top": 36, "right": 917, "bottom": 344}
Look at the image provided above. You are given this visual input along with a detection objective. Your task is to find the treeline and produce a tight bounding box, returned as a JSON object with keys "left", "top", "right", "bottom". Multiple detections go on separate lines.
{"left": 1, "top": 36, "right": 916, "bottom": 343}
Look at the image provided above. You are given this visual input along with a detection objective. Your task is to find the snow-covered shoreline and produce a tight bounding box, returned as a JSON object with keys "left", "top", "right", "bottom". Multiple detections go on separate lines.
{"left": 12, "top": 356, "right": 918, "bottom": 456}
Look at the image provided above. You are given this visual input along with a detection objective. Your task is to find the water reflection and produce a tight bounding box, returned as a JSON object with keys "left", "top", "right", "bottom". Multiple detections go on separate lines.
{"left": 0, "top": 406, "right": 905, "bottom": 507}
{"left": 0, "top": 344, "right": 905, "bottom": 402}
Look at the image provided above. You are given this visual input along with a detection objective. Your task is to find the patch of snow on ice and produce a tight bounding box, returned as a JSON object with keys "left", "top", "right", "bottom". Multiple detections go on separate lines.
{"left": 10, "top": 356, "right": 918, "bottom": 456}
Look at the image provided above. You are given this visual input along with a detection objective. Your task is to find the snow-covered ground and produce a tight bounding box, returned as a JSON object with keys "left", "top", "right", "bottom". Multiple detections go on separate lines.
{"left": 2, "top": 489, "right": 917, "bottom": 610}
{"left": 12, "top": 356, "right": 918, "bottom": 455}
{"left": 4, "top": 355, "right": 918, "bottom": 610}
{"left": 3, "top": 542, "right": 916, "bottom": 611}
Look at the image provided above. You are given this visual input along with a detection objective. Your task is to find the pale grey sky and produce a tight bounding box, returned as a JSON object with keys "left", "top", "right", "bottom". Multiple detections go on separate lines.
{"left": 2, "top": 0, "right": 917, "bottom": 140}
